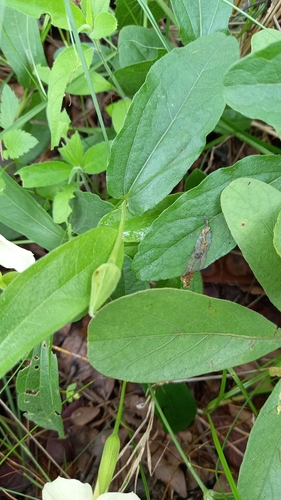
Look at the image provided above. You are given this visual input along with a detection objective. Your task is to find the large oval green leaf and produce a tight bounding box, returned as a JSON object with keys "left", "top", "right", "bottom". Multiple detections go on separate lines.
{"left": 170, "top": 0, "right": 232, "bottom": 45}
{"left": 132, "top": 156, "right": 281, "bottom": 281}
{"left": 107, "top": 32, "right": 238, "bottom": 215}
{"left": 238, "top": 380, "right": 281, "bottom": 499}
{"left": 0, "top": 227, "right": 119, "bottom": 378}
{"left": 88, "top": 289, "right": 281, "bottom": 383}
{"left": 221, "top": 178, "right": 281, "bottom": 311}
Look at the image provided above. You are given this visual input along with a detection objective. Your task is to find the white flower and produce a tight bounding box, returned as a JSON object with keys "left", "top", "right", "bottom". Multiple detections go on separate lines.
{"left": 42, "top": 477, "right": 93, "bottom": 500}
{"left": 42, "top": 477, "right": 141, "bottom": 500}
{"left": 0, "top": 234, "right": 35, "bottom": 272}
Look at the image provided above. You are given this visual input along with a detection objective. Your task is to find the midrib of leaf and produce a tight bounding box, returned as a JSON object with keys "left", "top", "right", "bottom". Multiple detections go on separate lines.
{"left": 99, "top": 331, "right": 281, "bottom": 374}
{"left": 10, "top": 8, "right": 29, "bottom": 54}
{"left": 125, "top": 2, "right": 139, "bottom": 25}
{"left": 198, "top": 0, "right": 203, "bottom": 37}
{"left": 208, "top": 0, "right": 220, "bottom": 35}
{"left": 124, "top": 43, "right": 222, "bottom": 196}
{"left": 6, "top": 9, "right": 35, "bottom": 70}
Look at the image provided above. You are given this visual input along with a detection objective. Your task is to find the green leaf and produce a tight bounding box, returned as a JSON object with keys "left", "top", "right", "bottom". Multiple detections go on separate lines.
{"left": 251, "top": 28, "right": 281, "bottom": 53}
{"left": 0, "top": 271, "right": 18, "bottom": 289}
{"left": 18, "top": 94, "right": 51, "bottom": 166}
{"left": 0, "top": 222, "right": 21, "bottom": 241}
{"left": 184, "top": 169, "right": 206, "bottom": 191}
{"left": 224, "top": 41, "right": 281, "bottom": 137}
{"left": 47, "top": 45, "right": 92, "bottom": 148}
{"left": 107, "top": 33, "right": 239, "bottom": 215}
{"left": 58, "top": 132, "right": 84, "bottom": 167}
{"left": 66, "top": 68, "right": 113, "bottom": 95}
{"left": 170, "top": 0, "right": 232, "bottom": 45}
{"left": 112, "top": 254, "right": 149, "bottom": 299}
{"left": 238, "top": 380, "right": 281, "bottom": 499}
{"left": 0, "top": 169, "right": 66, "bottom": 251}
{"left": 3, "top": 129, "right": 38, "bottom": 159}
{"left": 16, "top": 340, "right": 64, "bottom": 438}
{"left": 115, "top": 0, "right": 163, "bottom": 30}
{"left": 132, "top": 155, "right": 281, "bottom": 281}
{"left": 53, "top": 183, "right": 75, "bottom": 224}
{"left": 0, "top": 227, "right": 120, "bottom": 378}
{"left": 215, "top": 107, "right": 251, "bottom": 135}
{"left": 106, "top": 99, "right": 131, "bottom": 134}
{"left": 88, "top": 288, "right": 281, "bottom": 383}
{"left": 90, "top": 11, "right": 117, "bottom": 39}
{"left": 273, "top": 211, "right": 281, "bottom": 257}
{"left": 99, "top": 194, "right": 180, "bottom": 243}
{"left": 0, "top": 176, "right": 5, "bottom": 194}
{"left": 81, "top": 0, "right": 110, "bottom": 21}
{"left": 0, "top": 6, "right": 47, "bottom": 87}
{"left": 155, "top": 382, "right": 197, "bottom": 433}
{"left": 118, "top": 26, "right": 170, "bottom": 67}
{"left": 83, "top": 142, "right": 110, "bottom": 174}
{"left": 0, "top": 84, "right": 19, "bottom": 129}
{"left": 112, "top": 59, "right": 163, "bottom": 98}
{"left": 221, "top": 178, "right": 281, "bottom": 311}
{"left": 0, "top": 0, "right": 86, "bottom": 31}
{"left": 71, "top": 191, "right": 113, "bottom": 235}
{"left": 18, "top": 161, "right": 72, "bottom": 188}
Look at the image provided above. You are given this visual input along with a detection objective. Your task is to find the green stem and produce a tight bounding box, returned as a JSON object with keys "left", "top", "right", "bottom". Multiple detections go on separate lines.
{"left": 93, "top": 39, "right": 126, "bottom": 99}
{"left": 228, "top": 367, "right": 258, "bottom": 418}
{"left": 113, "top": 380, "right": 127, "bottom": 435}
{"left": 154, "top": 0, "right": 177, "bottom": 26}
{"left": 222, "top": 0, "right": 271, "bottom": 33}
{"left": 207, "top": 370, "right": 227, "bottom": 413}
{"left": 40, "top": 15, "right": 52, "bottom": 43}
{"left": 219, "top": 116, "right": 281, "bottom": 155}
{"left": 148, "top": 384, "right": 209, "bottom": 496}
{"left": 143, "top": 0, "right": 148, "bottom": 27}
{"left": 137, "top": 0, "right": 171, "bottom": 52}
{"left": 109, "top": 201, "right": 126, "bottom": 265}
{"left": 63, "top": 0, "right": 110, "bottom": 151}
{"left": 207, "top": 413, "right": 242, "bottom": 500}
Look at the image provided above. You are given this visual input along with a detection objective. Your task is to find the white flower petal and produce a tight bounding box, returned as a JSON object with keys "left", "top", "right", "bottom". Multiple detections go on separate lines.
{"left": 42, "top": 477, "right": 93, "bottom": 500}
{"left": 98, "top": 494, "right": 141, "bottom": 500}
{"left": 0, "top": 234, "right": 35, "bottom": 272}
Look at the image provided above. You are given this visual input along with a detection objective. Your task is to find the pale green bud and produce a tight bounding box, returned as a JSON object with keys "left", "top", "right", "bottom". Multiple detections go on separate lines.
{"left": 95, "top": 433, "right": 120, "bottom": 498}
{"left": 89, "top": 262, "right": 121, "bottom": 317}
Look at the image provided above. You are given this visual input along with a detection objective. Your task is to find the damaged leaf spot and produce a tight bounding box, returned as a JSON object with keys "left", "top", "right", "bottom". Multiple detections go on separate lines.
{"left": 181, "top": 217, "right": 212, "bottom": 288}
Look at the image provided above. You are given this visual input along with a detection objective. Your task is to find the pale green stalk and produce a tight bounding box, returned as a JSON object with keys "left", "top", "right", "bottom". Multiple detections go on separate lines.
{"left": 222, "top": 0, "right": 270, "bottom": 33}
{"left": 136, "top": 0, "right": 171, "bottom": 52}
{"left": 207, "top": 413, "right": 242, "bottom": 500}
{"left": 63, "top": 0, "right": 110, "bottom": 151}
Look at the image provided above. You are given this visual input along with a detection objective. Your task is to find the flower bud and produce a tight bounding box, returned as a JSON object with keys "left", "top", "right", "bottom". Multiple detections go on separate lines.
{"left": 89, "top": 262, "right": 121, "bottom": 317}
{"left": 95, "top": 433, "right": 120, "bottom": 497}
